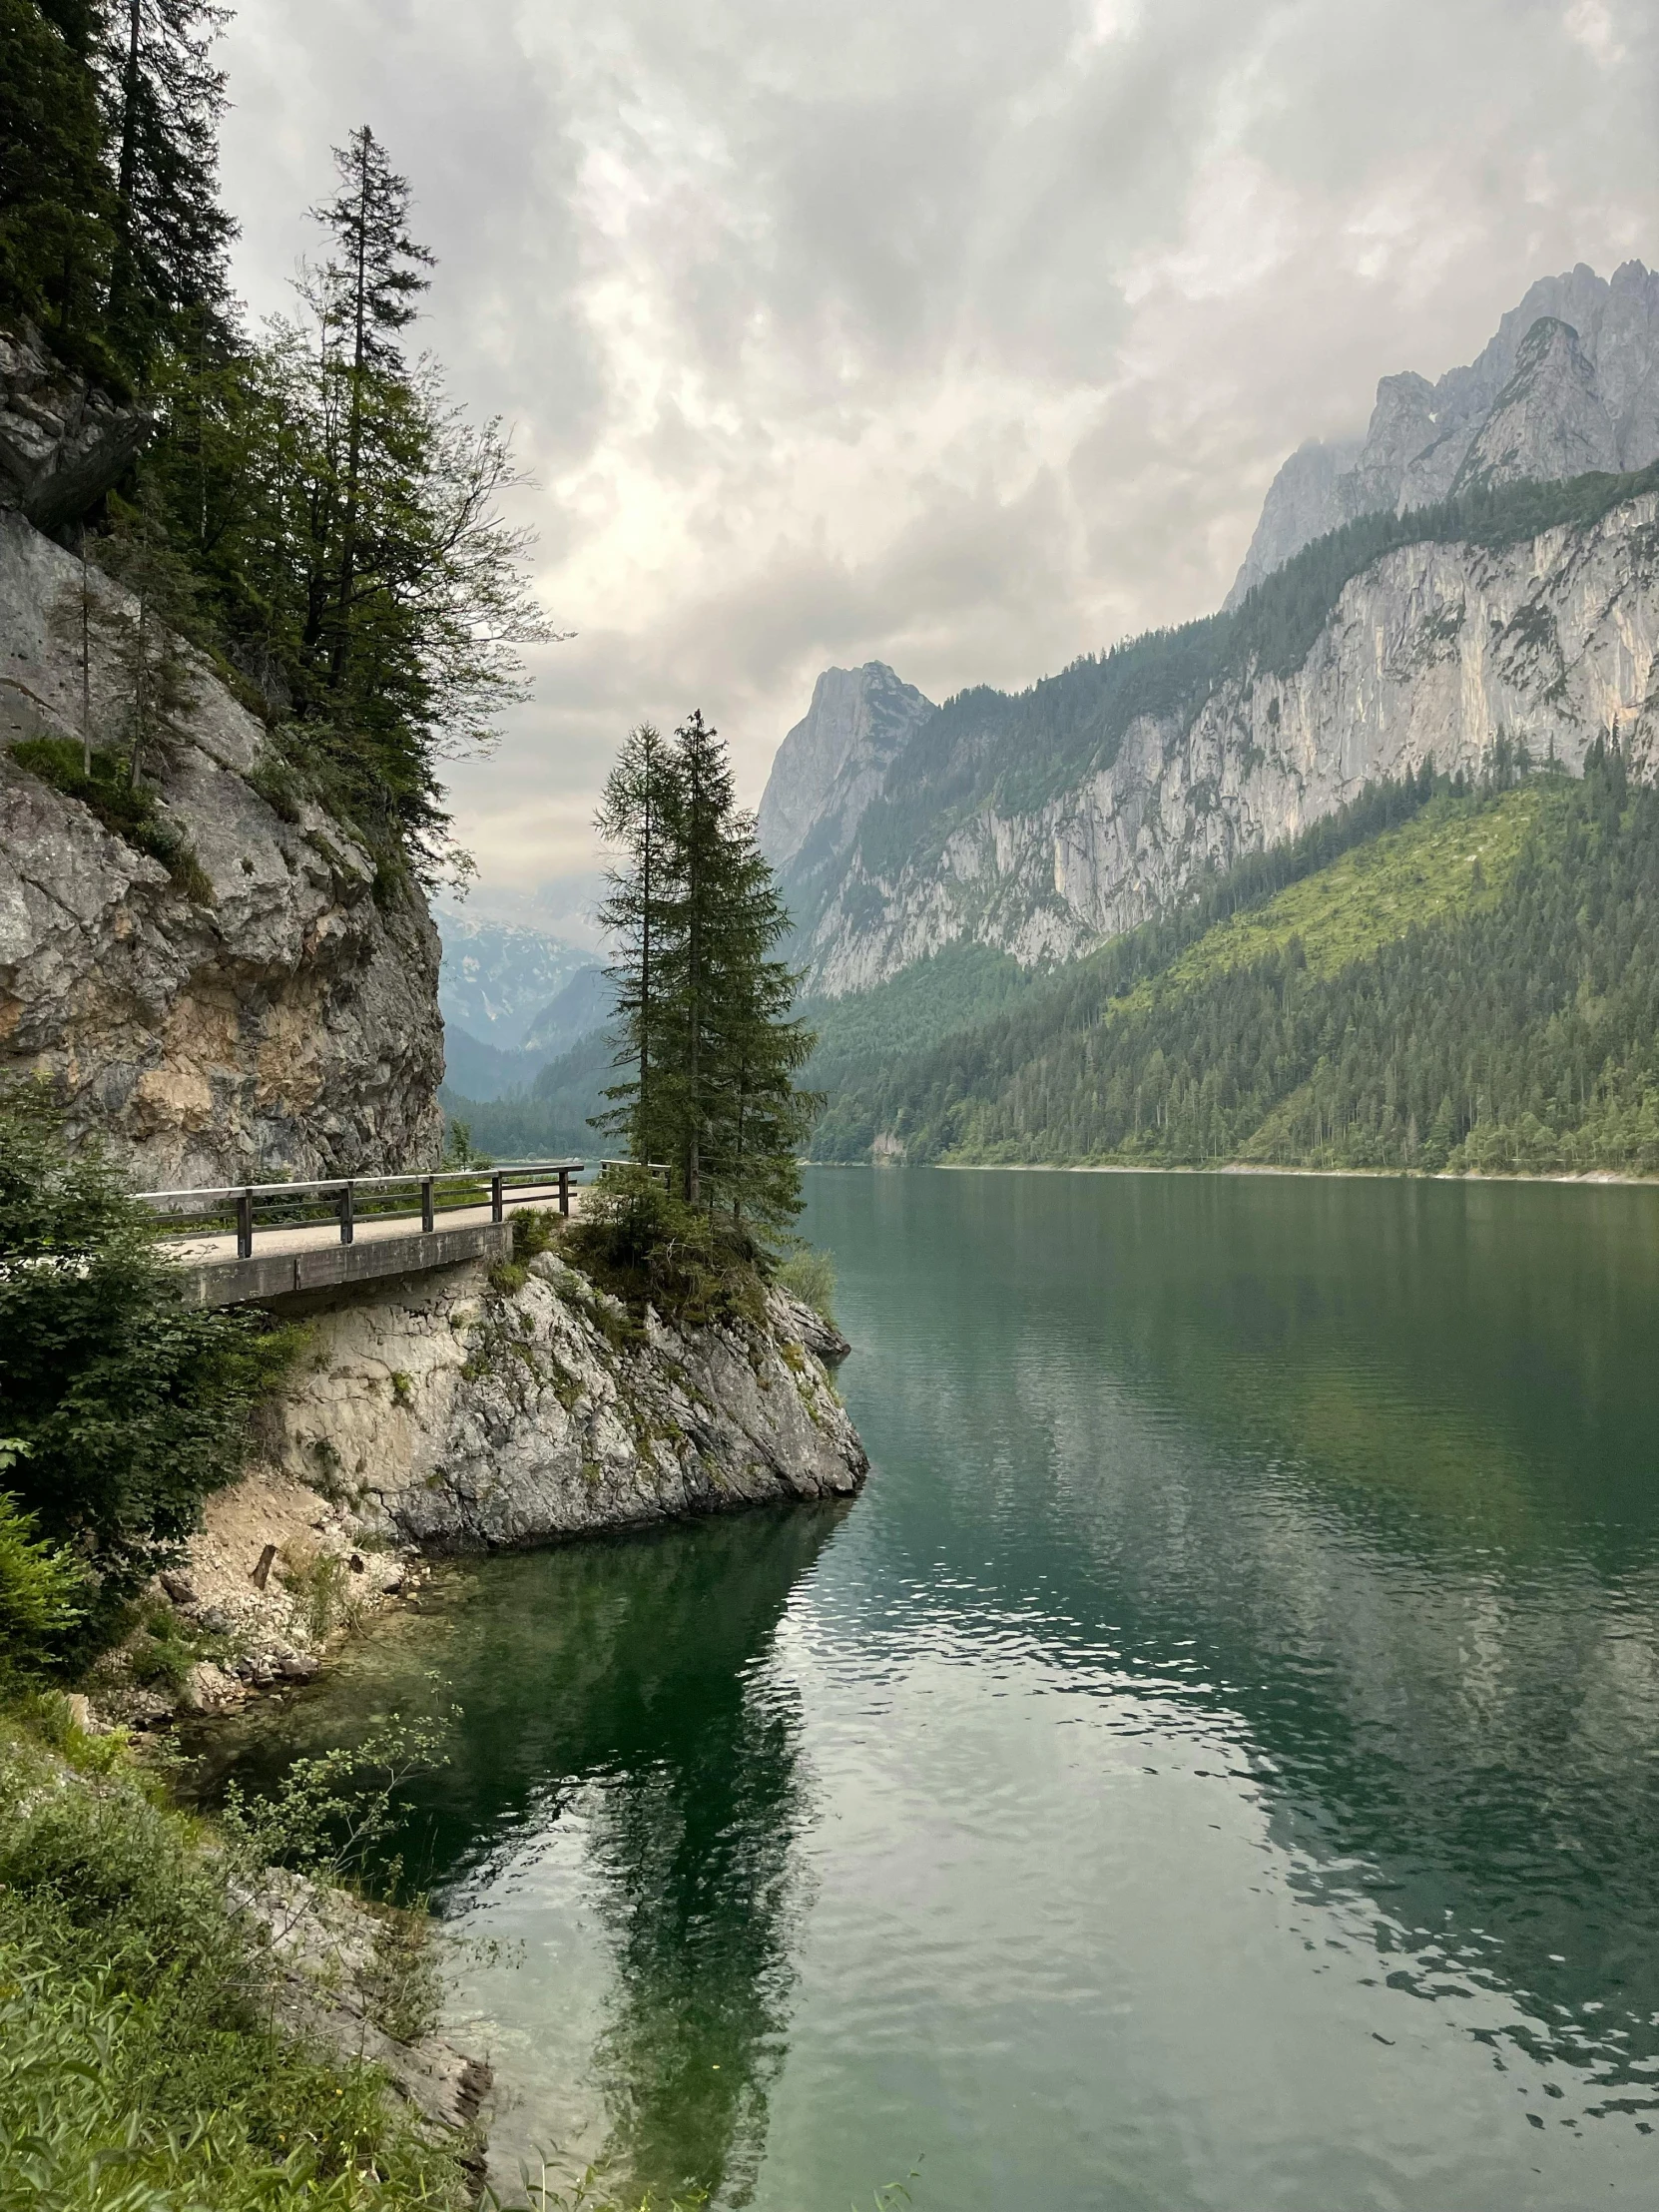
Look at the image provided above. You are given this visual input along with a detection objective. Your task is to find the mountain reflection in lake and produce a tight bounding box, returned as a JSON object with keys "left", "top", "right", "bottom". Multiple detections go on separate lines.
{"left": 195, "top": 1168, "right": 1659, "bottom": 2211}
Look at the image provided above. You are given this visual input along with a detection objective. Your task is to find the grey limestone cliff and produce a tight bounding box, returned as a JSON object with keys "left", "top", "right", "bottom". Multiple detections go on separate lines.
{"left": 793, "top": 489, "right": 1659, "bottom": 994}
{"left": 256, "top": 1249, "right": 866, "bottom": 1548}
{"left": 757, "top": 661, "right": 936, "bottom": 899}
{"left": 0, "top": 506, "right": 444, "bottom": 1186}
{"left": 1227, "top": 260, "right": 1659, "bottom": 606}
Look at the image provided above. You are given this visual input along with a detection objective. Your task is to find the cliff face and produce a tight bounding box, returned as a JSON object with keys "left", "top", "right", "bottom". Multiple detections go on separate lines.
{"left": 255, "top": 1252, "right": 866, "bottom": 1548}
{"left": 757, "top": 661, "right": 936, "bottom": 918}
{"left": 789, "top": 492, "right": 1659, "bottom": 994}
{"left": 0, "top": 505, "right": 444, "bottom": 1186}
{"left": 1227, "top": 261, "right": 1659, "bottom": 606}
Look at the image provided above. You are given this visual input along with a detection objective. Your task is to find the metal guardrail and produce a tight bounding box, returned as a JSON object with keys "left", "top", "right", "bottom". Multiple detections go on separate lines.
{"left": 137, "top": 1161, "right": 587, "bottom": 1260}
{"left": 136, "top": 1157, "right": 676, "bottom": 1261}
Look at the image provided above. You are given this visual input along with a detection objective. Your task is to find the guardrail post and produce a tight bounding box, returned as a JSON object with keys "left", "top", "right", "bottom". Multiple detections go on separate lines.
{"left": 558, "top": 1167, "right": 570, "bottom": 1216}
{"left": 491, "top": 1171, "right": 504, "bottom": 1224}
{"left": 339, "top": 1182, "right": 354, "bottom": 1246}
{"left": 421, "top": 1176, "right": 434, "bottom": 1233}
{"left": 236, "top": 1189, "right": 254, "bottom": 1259}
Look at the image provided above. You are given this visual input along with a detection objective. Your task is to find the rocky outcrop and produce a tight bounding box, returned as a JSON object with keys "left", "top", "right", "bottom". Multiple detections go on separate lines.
{"left": 1451, "top": 317, "right": 1621, "bottom": 494}
{"left": 1228, "top": 261, "right": 1659, "bottom": 605}
{"left": 0, "top": 320, "right": 152, "bottom": 533}
{"left": 757, "top": 662, "right": 936, "bottom": 902}
{"left": 0, "top": 507, "right": 444, "bottom": 1185}
{"left": 255, "top": 1248, "right": 866, "bottom": 1549}
{"left": 793, "top": 490, "right": 1659, "bottom": 993}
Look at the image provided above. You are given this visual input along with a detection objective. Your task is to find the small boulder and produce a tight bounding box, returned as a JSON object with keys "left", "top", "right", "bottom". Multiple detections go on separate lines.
{"left": 179, "top": 1660, "right": 242, "bottom": 1714}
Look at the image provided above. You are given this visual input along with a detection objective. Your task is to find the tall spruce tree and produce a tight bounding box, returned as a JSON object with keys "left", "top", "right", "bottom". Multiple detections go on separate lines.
{"left": 595, "top": 711, "right": 817, "bottom": 1231}
{"left": 101, "top": 0, "right": 237, "bottom": 372}
{"left": 596, "top": 724, "right": 679, "bottom": 1167}
{"left": 0, "top": 1, "right": 114, "bottom": 348}
{"left": 308, "top": 126, "right": 433, "bottom": 696}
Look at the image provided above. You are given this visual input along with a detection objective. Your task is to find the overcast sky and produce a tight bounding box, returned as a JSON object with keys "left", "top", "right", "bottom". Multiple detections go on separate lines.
{"left": 217, "top": 0, "right": 1657, "bottom": 930}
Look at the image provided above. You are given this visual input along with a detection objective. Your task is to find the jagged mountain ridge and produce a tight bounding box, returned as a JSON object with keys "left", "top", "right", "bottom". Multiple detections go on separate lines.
{"left": 761, "top": 468, "right": 1659, "bottom": 997}
{"left": 1226, "top": 261, "right": 1659, "bottom": 606}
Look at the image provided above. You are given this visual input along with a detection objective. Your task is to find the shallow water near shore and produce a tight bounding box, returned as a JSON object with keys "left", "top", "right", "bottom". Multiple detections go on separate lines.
{"left": 197, "top": 1167, "right": 1659, "bottom": 2208}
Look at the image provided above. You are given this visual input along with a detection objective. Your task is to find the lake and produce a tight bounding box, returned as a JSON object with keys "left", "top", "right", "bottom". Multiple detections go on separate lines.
{"left": 198, "top": 1167, "right": 1659, "bottom": 2208}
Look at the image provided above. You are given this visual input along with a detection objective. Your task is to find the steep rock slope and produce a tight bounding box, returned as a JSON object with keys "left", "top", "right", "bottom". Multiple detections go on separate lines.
{"left": 757, "top": 661, "right": 936, "bottom": 912}
{"left": 256, "top": 1253, "right": 865, "bottom": 1548}
{"left": 0, "top": 506, "right": 444, "bottom": 1185}
{"left": 792, "top": 485, "right": 1659, "bottom": 995}
{"left": 1228, "top": 261, "right": 1659, "bottom": 604}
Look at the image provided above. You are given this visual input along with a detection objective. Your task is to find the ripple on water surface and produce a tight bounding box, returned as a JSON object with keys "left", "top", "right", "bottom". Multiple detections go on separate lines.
{"left": 194, "top": 1169, "right": 1659, "bottom": 2210}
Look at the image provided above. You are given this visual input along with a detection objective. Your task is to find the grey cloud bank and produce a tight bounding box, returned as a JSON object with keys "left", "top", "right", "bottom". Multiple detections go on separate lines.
{"left": 215, "top": 0, "right": 1659, "bottom": 917}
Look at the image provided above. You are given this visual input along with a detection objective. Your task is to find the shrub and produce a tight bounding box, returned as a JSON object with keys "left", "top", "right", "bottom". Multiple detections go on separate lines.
{"left": 562, "top": 1165, "right": 766, "bottom": 1327}
{"left": 0, "top": 1446, "right": 87, "bottom": 1677}
{"left": 0, "top": 1716, "right": 472, "bottom": 2209}
{"left": 0, "top": 1082, "right": 297, "bottom": 1633}
{"left": 776, "top": 1245, "right": 837, "bottom": 1325}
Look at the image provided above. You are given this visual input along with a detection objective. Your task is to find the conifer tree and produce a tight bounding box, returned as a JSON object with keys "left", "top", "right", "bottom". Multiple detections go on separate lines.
{"left": 102, "top": 0, "right": 237, "bottom": 371}
{"left": 596, "top": 724, "right": 679, "bottom": 1167}
{"left": 0, "top": 1, "right": 113, "bottom": 347}
{"left": 595, "top": 711, "right": 818, "bottom": 1232}
{"left": 308, "top": 126, "right": 433, "bottom": 696}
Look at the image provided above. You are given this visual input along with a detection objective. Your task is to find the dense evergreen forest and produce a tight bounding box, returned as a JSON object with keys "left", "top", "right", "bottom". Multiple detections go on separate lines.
{"left": 2, "top": 0, "right": 545, "bottom": 882}
{"left": 811, "top": 745, "right": 1659, "bottom": 1177}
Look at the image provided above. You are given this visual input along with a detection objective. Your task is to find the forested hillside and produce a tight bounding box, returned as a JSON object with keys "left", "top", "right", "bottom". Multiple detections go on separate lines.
{"left": 812, "top": 746, "right": 1659, "bottom": 1177}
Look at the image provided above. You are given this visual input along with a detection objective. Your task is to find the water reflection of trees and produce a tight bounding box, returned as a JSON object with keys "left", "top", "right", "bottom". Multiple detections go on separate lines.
{"left": 194, "top": 1501, "right": 842, "bottom": 2206}
{"left": 815, "top": 1168, "right": 1659, "bottom": 2098}
{"left": 586, "top": 1653, "right": 809, "bottom": 2206}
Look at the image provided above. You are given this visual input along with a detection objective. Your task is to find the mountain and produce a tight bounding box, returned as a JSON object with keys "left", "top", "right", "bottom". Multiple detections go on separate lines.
{"left": 522, "top": 961, "right": 610, "bottom": 1055}
{"left": 1226, "top": 260, "right": 1659, "bottom": 606}
{"left": 810, "top": 749, "right": 1659, "bottom": 1177}
{"left": 439, "top": 960, "right": 611, "bottom": 1103}
{"left": 757, "top": 662, "right": 937, "bottom": 924}
{"left": 435, "top": 909, "right": 592, "bottom": 1047}
{"left": 763, "top": 465, "right": 1659, "bottom": 998}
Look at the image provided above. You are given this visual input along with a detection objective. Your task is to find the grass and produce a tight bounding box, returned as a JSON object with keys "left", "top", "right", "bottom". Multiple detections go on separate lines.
{"left": 8, "top": 737, "right": 217, "bottom": 904}
{"left": 0, "top": 1696, "right": 474, "bottom": 2211}
{"left": 776, "top": 1246, "right": 837, "bottom": 1325}
{"left": 1116, "top": 786, "right": 1553, "bottom": 1014}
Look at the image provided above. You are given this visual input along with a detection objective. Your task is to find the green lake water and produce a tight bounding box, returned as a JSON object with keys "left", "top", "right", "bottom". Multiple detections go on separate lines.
{"left": 196, "top": 1167, "right": 1659, "bottom": 2208}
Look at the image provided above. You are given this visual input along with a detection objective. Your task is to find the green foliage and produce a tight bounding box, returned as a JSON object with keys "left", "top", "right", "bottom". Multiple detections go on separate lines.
{"left": 802, "top": 942, "right": 1036, "bottom": 1098}
{"left": 824, "top": 747, "right": 1659, "bottom": 1178}
{"left": 438, "top": 1115, "right": 492, "bottom": 1170}
{"left": 0, "top": 1449, "right": 88, "bottom": 1677}
{"left": 596, "top": 713, "right": 817, "bottom": 1232}
{"left": 0, "top": 1706, "right": 470, "bottom": 2209}
{"left": 0, "top": 0, "right": 113, "bottom": 353}
{"left": 0, "top": 1082, "right": 296, "bottom": 1623}
{"left": 561, "top": 1165, "right": 767, "bottom": 1328}
{"left": 9, "top": 735, "right": 214, "bottom": 899}
{"left": 775, "top": 1245, "right": 836, "bottom": 1326}
{"left": 3, "top": 17, "right": 548, "bottom": 883}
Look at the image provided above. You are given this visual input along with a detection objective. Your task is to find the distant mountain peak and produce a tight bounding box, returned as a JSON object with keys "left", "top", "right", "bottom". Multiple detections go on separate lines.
{"left": 1226, "top": 260, "right": 1659, "bottom": 607}
{"left": 756, "top": 660, "right": 936, "bottom": 890}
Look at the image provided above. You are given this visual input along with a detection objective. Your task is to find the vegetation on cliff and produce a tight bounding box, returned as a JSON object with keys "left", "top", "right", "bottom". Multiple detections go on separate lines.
{"left": 596, "top": 713, "right": 817, "bottom": 1231}
{"left": 3, "top": 2, "right": 549, "bottom": 882}
{"left": 836, "top": 460, "right": 1659, "bottom": 908}
{"left": 814, "top": 744, "right": 1659, "bottom": 1177}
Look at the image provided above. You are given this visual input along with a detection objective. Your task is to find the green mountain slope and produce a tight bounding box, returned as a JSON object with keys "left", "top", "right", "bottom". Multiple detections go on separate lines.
{"left": 812, "top": 747, "right": 1659, "bottom": 1178}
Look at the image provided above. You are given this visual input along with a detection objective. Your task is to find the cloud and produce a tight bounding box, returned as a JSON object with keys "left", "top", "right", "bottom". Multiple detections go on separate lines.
{"left": 217, "top": 0, "right": 1659, "bottom": 914}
